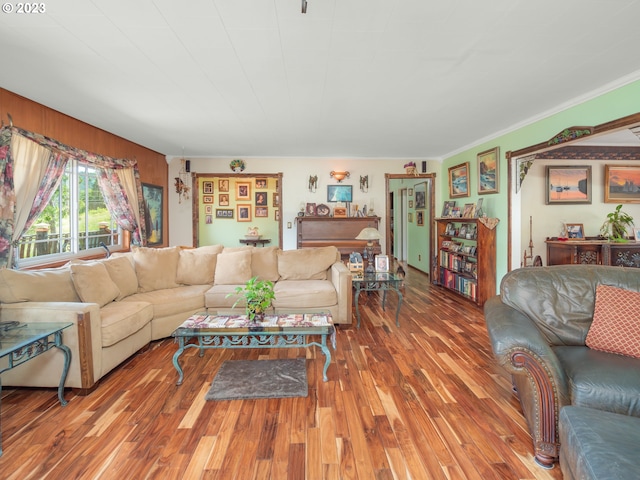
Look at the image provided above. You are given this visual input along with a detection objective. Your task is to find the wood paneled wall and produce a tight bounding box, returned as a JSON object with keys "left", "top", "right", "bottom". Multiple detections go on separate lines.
{"left": 0, "top": 88, "right": 168, "bottom": 247}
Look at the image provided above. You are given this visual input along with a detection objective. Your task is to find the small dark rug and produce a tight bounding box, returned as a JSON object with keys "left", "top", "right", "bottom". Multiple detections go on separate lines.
{"left": 205, "top": 358, "right": 308, "bottom": 401}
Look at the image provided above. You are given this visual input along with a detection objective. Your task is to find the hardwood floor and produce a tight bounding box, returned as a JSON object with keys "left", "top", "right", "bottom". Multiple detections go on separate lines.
{"left": 0, "top": 266, "right": 563, "bottom": 479}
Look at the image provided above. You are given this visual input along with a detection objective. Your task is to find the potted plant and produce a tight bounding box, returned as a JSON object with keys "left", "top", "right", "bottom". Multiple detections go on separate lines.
{"left": 227, "top": 276, "right": 275, "bottom": 322}
{"left": 600, "top": 204, "right": 634, "bottom": 242}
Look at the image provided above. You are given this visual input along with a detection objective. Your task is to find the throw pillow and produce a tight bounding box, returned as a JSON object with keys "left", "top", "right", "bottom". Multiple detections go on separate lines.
{"left": 102, "top": 255, "right": 139, "bottom": 300}
{"left": 70, "top": 262, "right": 121, "bottom": 307}
{"left": 132, "top": 246, "right": 180, "bottom": 293}
{"left": 585, "top": 284, "right": 640, "bottom": 358}
{"left": 214, "top": 249, "right": 252, "bottom": 285}
{"left": 277, "top": 246, "right": 338, "bottom": 280}
{"left": 177, "top": 250, "right": 217, "bottom": 285}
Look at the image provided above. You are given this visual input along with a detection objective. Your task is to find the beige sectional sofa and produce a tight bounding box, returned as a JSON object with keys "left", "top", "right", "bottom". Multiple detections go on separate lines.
{"left": 0, "top": 244, "right": 351, "bottom": 393}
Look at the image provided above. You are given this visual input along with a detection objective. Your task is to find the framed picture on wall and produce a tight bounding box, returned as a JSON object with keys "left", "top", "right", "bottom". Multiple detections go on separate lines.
{"left": 142, "top": 183, "right": 163, "bottom": 246}
{"left": 219, "top": 194, "right": 229, "bottom": 206}
{"left": 545, "top": 165, "right": 592, "bottom": 204}
{"left": 255, "top": 178, "right": 268, "bottom": 189}
{"left": 255, "top": 192, "right": 268, "bottom": 206}
{"left": 203, "top": 195, "right": 214, "bottom": 204}
{"left": 204, "top": 205, "right": 213, "bottom": 214}
{"left": 273, "top": 192, "right": 280, "bottom": 207}
{"left": 216, "top": 209, "right": 234, "bottom": 219}
{"left": 236, "top": 182, "right": 251, "bottom": 200}
{"left": 448, "top": 162, "right": 470, "bottom": 198}
{"left": 237, "top": 204, "right": 251, "bottom": 221}
{"left": 255, "top": 206, "right": 268, "bottom": 217}
{"left": 415, "top": 182, "right": 426, "bottom": 208}
{"left": 416, "top": 210, "right": 424, "bottom": 226}
{"left": 203, "top": 181, "right": 214, "bottom": 194}
{"left": 604, "top": 165, "right": 640, "bottom": 203}
{"left": 477, "top": 147, "right": 499, "bottom": 194}
{"left": 218, "top": 178, "right": 229, "bottom": 192}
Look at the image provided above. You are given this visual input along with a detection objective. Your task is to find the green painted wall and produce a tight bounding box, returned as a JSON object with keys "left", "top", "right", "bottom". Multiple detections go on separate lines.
{"left": 441, "top": 79, "right": 640, "bottom": 289}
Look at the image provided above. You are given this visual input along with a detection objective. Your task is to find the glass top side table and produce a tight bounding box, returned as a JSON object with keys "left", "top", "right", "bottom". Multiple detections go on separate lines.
{"left": 0, "top": 321, "right": 73, "bottom": 456}
{"left": 352, "top": 272, "right": 404, "bottom": 328}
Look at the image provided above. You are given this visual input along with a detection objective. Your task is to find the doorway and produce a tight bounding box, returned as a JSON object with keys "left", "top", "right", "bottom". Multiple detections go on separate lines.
{"left": 385, "top": 173, "right": 436, "bottom": 275}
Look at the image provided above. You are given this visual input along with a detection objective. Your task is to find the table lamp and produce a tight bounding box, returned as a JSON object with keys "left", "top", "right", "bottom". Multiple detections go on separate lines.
{"left": 355, "top": 227, "right": 382, "bottom": 273}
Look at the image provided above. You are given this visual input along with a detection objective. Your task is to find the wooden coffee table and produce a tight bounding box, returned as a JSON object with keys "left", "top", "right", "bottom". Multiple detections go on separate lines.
{"left": 171, "top": 313, "right": 335, "bottom": 385}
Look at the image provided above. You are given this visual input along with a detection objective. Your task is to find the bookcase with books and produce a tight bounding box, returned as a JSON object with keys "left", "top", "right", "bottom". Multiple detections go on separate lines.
{"left": 434, "top": 217, "right": 497, "bottom": 306}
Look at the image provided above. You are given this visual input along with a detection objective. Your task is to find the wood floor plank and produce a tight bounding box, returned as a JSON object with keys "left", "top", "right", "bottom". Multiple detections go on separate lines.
{"left": 0, "top": 263, "right": 564, "bottom": 479}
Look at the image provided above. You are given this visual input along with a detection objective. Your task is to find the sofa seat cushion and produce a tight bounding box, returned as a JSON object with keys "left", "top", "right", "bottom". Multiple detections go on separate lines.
{"left": 122, "top": 285, "right": 210, "bottom": 319}
{"left": 273, "top": 280, "right": 338, "bottom": 309}
{"left": 100, "top": 301, "right": 153, "bottom": 348}
{"left": 560, "top": 406, "right": 640, "bottom": 480}
{"left": 205, "top": 284, "right": 245, "bottom": 309}
{"left": 554, "top": 346, "right": 640, "bottom": 416}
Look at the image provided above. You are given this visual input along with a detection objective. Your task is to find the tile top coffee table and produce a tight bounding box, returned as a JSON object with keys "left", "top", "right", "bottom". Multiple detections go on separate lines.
{"left": 352, "top": 272, "right": 404, "bottom": 328}
{"left": 171, "top": 313, "right": 335, "bottom": 385}
{"left": 0, "top": 321, "right": 72, "bottom": 456}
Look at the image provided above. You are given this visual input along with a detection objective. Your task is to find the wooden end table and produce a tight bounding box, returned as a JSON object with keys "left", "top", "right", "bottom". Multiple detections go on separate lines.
{"left": 171, "top": 313, "right": 335, "bottom": 385}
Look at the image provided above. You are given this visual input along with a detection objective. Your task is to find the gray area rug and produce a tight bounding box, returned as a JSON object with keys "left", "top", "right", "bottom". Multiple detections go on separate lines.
{"left": 205, "top": 358, "right": 308, "bottom": 401}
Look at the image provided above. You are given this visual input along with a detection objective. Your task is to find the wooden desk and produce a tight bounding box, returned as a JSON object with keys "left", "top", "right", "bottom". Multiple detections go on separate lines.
{"left": 296, "top": 216, "right": 381, "bottom": 259}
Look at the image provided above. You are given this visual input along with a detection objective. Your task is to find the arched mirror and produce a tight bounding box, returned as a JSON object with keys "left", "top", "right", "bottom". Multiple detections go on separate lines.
{"left": 507, "top": 112, "right": 640, "bottom": 270}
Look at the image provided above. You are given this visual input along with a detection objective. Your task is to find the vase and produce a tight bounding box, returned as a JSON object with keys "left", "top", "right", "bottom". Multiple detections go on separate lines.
{"left": 247, "top": 305, "right": 264, "bottom": 323}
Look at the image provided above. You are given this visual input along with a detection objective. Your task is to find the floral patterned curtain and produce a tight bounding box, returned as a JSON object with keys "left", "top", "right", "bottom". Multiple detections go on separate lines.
{"left": 0, "top": 125, "right": 147, "bottom": 268}
{"left": 0, "top": 127, "right": 16, "bottom": 268}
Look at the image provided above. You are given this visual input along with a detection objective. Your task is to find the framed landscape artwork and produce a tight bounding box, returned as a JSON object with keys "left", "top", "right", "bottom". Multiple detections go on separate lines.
{"left": 604, "top": 165, "right": 640, "bottom": 203}
{"left": 448, "top": 162, "right": 469, "bottom": 198}
{"left": 477, "top": 147, "right": 499, "bottom": 194}
{"left": 546, "top": 165, "right": 592, "bottom": 204}
{"left": 142, "top": 183, "right": 163, "bottom": 246}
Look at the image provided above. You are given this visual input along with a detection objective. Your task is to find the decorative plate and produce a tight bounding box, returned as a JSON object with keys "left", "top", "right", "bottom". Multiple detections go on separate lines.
{"left": 316, "top": 204, "right": 331, "bottom": 217}
{"left": 230, "top": 159, "right": 245, "bottom": 172}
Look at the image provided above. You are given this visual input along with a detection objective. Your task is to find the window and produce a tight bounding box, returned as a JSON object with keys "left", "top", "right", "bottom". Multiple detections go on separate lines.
{"left": 17, "top": 161, "right": 121, "bottom": 265}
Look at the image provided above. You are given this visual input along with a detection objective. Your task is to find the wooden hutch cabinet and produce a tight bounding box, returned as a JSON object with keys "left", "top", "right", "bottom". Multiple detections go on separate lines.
{"left": 546, "top": 239, "right": 640, "bottom": 267}
{"left": 434, "top": 217, "right": 497, "bottom": 306}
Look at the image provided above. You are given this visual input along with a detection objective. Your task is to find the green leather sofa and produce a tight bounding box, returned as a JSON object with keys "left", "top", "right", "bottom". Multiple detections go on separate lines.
{"left": 483, "top": 265, "right": 640, "bottom": 468}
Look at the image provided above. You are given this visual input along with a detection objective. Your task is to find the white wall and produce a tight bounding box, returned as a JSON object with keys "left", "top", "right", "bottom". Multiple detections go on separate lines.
{"left": 168, "top": 157, "right": 440, "bottom": 252}
{"left": 518, "top": 159, "right": 640, "bottom": 266}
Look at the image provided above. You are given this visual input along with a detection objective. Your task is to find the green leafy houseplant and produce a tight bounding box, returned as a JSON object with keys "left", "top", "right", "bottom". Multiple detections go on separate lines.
{"left": 227, "top": 276, "right": 275, "bottom": 321}
{"left": 600, "top": 204, "right": 634, "bottom": 242}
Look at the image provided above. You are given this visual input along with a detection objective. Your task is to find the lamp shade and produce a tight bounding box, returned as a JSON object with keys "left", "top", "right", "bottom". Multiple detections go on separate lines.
{"left": 355, "top": 227, "right": 382, "bottom": 241}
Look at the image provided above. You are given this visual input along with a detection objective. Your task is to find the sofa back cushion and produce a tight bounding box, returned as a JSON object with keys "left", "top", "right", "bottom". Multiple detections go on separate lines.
{"left": 500, "top": 265, "right": 640, "bottom": 346}
{"left": 70, "top": 262, "right": 121, "bottom": 307}
{"left": 132, "top": 246, "right": 180, "bottom": 292}
{"left": 251, "top": 246, "right": 280, "bottom": 281}
{"left": 177, "top": 249, "right": 217, "bottom": 285}
{"left": 214, "top": 249, "right": 253, "bottom": 285}
{"left": 101, "top": 255, "right": 139, "bottom": 300}
{"left": 277, "top": 246, "right": 339, "bottom": 281}
{"left": 0, "top": 266, "right": 80, "bottom": 303}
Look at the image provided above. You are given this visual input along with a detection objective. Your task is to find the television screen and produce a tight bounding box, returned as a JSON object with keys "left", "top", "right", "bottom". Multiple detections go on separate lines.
{"left": 327, "top": 185, "right": 353, "bottom": 202}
